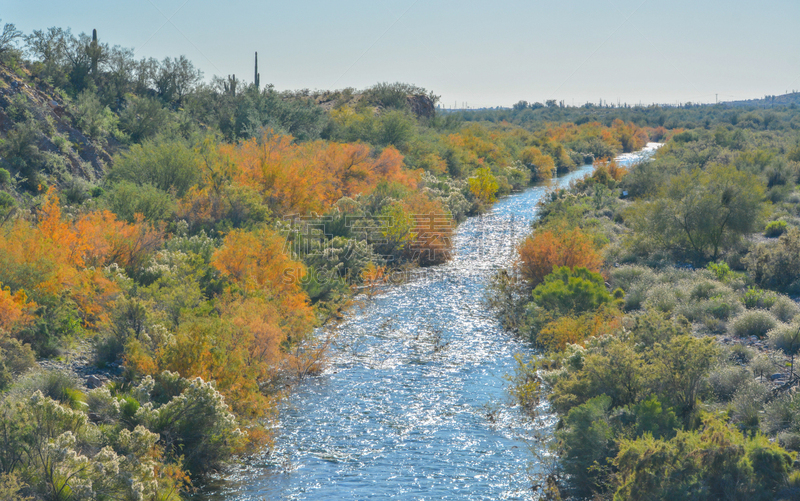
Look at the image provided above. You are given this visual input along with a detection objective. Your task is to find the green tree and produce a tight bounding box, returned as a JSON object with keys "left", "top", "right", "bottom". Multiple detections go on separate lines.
{"left": 108, "top": 138, "right": 199, "bottom": 195}
{"left": 468, "top": 166, "right": 499, "bottom": 205}
{"left": 635, "top": 164, "right": 765, "bottom": 261}
{"left": 651, "top": 335, "right": 718, "bottom": 420}
{"left": 118, "top": 94, "right": 173, "bottom": 143}
{"left": 556, "top": 395, "right": 614, "bottom": 497}
{"left": 377, "top": 110, "right": 415, "bottom": 147}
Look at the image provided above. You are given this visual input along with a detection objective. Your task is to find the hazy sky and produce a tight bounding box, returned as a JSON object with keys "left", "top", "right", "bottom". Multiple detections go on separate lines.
{"left": 5, "top": 0, "right": 800, "bottom": 108}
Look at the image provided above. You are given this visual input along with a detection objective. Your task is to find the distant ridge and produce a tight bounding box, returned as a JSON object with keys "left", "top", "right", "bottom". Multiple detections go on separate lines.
{"left": 726, "top": 91, "right": 800, "bottom": 108}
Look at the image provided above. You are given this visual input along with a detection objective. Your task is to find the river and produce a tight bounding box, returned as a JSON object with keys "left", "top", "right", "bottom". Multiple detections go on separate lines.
{"left": 201, "top": 143, "right": 662, "bottom": 500}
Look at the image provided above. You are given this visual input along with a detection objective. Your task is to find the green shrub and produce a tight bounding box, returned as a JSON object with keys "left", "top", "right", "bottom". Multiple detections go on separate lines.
{"left": 531, "top": 266, "right": 614, "bottom": 317}
{"left": 731, "top": 310, "right": 779, "bottom": 338}
{"left": 765, "top": 219, "right": 788, "bottom": 238}
{"left": 72, "top": 89, "right": 119, "bottom": 141}
{"left": 0, "top": 168, "right": 10, "bottom": 185}
{"left": 616, "top": 417, "right": 794, "bottom": 501}
{"left": 742, "top": 286, "right": 778, "bottom": 309}
{"left": 377, "top": 110, "right": 415, "bottom": 147}
{"left": 630, "top": 396, "right": 678, "bottom": 439}
{"left": 746, "top": 228, "right": 800, "bottom": 293}
{"left": 728, "top": 343, "right": 755, "bottom": 364}
{"left": 105, "top": 181, "right": 176, "bottom": 222}
{"left": 703, "top": 292, "right": 742, "bottom": 320}
{"left": 707, "top": 261, "right": 737, "bottom": 283}
{"left": 0, "top": 473, "right": 30, "bottom": 501}
{"left": 108, "top": 138, "right": 199, "bottom": 195}
{"left": 0, "top": 191, "right": 15, "bottom": 211}
{"left": 556, "top": 395, "right": 613, "bottom": 497}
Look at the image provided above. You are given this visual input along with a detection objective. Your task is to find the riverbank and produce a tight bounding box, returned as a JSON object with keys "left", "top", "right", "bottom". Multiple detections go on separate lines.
{"left": 502, "top": 134, "right": 800, "bottom": 499}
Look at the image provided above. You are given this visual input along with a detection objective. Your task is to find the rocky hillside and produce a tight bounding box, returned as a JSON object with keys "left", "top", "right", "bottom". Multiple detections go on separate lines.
{"left": 0, "top": 63, "right": 117, "bottom": 190}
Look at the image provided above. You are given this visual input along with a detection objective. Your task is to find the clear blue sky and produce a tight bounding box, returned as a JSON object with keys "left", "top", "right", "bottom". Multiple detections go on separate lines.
{"left": 5, "top": 0, "right": 799, "bottom": 107}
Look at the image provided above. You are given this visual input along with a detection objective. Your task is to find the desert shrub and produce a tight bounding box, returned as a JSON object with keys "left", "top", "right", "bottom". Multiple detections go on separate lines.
{"left": 747, "top": 228, "right": 800, "bottom": 293}
{"left": 689, "top": 279, "right": 723, "bottom": 301}
{"left": 707, "top": 364, "right": 751, "bottom": 401}
{"left": 85, "top": 386, "right": 120, "bottom": 424}
{"left": 0, "top": 338, "right": 35, "bottom": 390}
{"left": 765, "top": 220, "right": 788, "bottom": 238}
{"left": 643, "top": 284, "right": 679, "bottom": 314}
{"left": 622, "top": 283, "right": 647, "bottom": 311}
{"left": 728, "top": 343, "right": 755, "bottom": 364}
{"left": 118, "top": 95, "right": 173, "bottom": 143}
{"left": 767, "top": 323, "right": 800, "bottom": 374}
{"left": 777, "top": 432, "right": 800, "bottom": 452}
{"left": 132, "top": 371, "right": 247, "bottom": 475}
{"left": 772, "top": 296, "right": 800, "bottom": 323}
{"left": 731, "top": 310, "right": 779, "bottom": 338}
{"left": 608, "top": 265, "right": 656, "bottom": 292}
{"left": 762, "top": 393, "right": 800, "bottom": 435}
{"left": 731, "top": 379, "right": 770, "bottom": 431}
{"left": 702, "top": 291, "right": 742, "bottom": 321}
{"left": 628, "top": 309, "right": 690, "bottom": 347}
{"left": 0, "top": 389, "right": 184, "bottom": 500}
{"left": 11, "top": 369, "right": 84, "bottom": 407}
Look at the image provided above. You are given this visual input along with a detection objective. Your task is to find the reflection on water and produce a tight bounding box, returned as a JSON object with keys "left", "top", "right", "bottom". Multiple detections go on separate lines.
{"left": 201, "top": 146, "right": 660, "bottom": 500}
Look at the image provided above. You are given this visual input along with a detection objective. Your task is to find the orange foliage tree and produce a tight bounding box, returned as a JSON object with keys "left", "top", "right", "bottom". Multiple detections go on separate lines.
{"left": 520, "top": 146, "right": 556, "bottom": 180}
{"left": 0, "top": 189, "right": 162, "bottom": 333}
{"left": 516, "top": 225, "right": 603, "bottom": 289}
{"left": 0, "top": 286, "right": 35, "bottom": 333}
{"left": 537, "top": 306, "right": 622, "bottom": 351}
{"left": 126, "top": 226, "right": 317, "bottom": 419}
{"left": 198, "top": 131, "right": 419, "bottom": 218}
{"left": 403, "top": 193, "right": 454, "bottom": 266}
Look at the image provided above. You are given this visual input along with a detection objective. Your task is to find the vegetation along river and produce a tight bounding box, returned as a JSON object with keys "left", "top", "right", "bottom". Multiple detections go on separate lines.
{"left": 205, "top": 144, "right": 662, "bottom": 500}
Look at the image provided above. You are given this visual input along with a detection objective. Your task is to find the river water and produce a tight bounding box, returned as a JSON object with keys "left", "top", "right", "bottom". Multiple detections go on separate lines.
{"left": 203, "top": 144, "right": 662, "bottom": 500}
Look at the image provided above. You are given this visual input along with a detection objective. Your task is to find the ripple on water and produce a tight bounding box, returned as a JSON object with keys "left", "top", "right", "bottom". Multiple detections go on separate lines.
{"left": 200, "top": 148, "right": 661, "bottom": 500}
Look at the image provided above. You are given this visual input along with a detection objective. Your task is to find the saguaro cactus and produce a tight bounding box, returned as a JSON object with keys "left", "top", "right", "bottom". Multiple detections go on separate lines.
{"left": 224, "top": 74, "right": 237, "bottom": 97}
{"left": 89, "top": 29, "right": 100, "bottom": 77}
